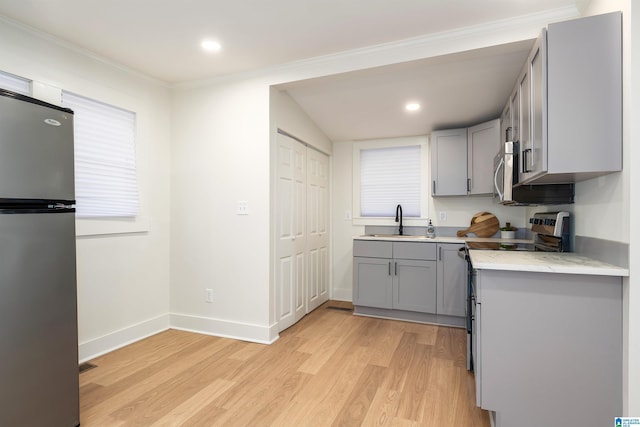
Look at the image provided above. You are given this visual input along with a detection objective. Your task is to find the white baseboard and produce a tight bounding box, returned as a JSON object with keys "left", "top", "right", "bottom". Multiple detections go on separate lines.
{"left": 331, "top": 287, "right": 352, "bottom": 302}
{"left": 78, "top": 314, "right": 170, "bottom": 363}
{"left": 170, "top": 312, "right": 279, "bottom": 345}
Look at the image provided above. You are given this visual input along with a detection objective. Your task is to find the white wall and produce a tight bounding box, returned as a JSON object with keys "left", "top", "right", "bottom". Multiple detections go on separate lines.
{"left": 170, "top": 77, "right": 274, "bottom": 342}
{"left": 270, "top": 88, "right": 333, "bottom": 155}
{"left": 0, "top": 18, "right": 172, "bottom": 361}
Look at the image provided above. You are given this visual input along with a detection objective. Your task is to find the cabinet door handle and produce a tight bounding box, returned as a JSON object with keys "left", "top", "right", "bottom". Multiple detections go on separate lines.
{"left": 522, "top": 148, "right": 532, "bottom": 173}
{"left": 467, "top": 178, "right": 471, "bottom": 192}
{"left": 394, "top": 262, "right": 398, "bottom": 276}
{"left": 388, "top": 262, "right": 391, "bottom": 276}
{"left": 439, "top": 246, "right": 443, "bottom": 261}
{"left": 433, "top": 180, "right": 436, "bottom": 195}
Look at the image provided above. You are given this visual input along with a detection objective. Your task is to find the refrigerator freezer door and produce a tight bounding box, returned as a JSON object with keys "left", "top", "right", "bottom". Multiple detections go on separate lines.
{"left": 0, "top": 211, "right": 79, "bottom": 426}
{"left": 0, "top": 93, "right": 74, "bottom": 201}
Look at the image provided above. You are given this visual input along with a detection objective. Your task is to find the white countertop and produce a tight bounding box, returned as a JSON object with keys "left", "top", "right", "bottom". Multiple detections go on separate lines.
{"left": 354, "top": 234, "right": 533, "bottom": 245}
{"left": 469, "top": 250, "right": 629, "bottom": 277}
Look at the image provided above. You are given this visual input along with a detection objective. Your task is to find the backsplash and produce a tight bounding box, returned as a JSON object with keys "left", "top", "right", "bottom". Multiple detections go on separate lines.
{"left": 574, "top": 236, "right": 629, "bottom": 269}
{"left": 363, "top": 225, "right": 532, "bottom": 239}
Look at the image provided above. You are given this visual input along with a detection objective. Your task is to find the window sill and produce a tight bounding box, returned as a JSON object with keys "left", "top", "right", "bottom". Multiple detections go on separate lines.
{"left": 76, "top": 216, "right": 149, "bottom": 237}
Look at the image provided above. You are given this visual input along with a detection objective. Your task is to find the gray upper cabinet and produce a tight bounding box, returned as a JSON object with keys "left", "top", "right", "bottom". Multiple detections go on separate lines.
{"left": 431, "top": 128, "right": 468, "bottom": 196}
{"left": 436, "top": 243, "right": 466, "bottom": 317}
{"left": 518, "top": 63, "right": 531, "bottom": 176}
{"left": 511, "top": 87, "right": 519, "bottom": 144}
{"left": 500, "top": 99, "right": 511, "bottom": 145}
{"left": 431, "top": 120, "right": 499, "bottom": 197}
{"left": 518, "top": 12, "right": 622, "bottom": 184}
{"left": 467, "top": 119, "right": 500, "bottom": 195}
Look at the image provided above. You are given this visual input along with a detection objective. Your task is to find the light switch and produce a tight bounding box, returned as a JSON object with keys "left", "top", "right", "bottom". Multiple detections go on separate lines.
{"left": 237, "top": 201, "right": 249, "bottom": 215}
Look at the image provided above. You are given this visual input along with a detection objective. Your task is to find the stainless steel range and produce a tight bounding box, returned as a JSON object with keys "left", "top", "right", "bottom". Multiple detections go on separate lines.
{"left": 530, "top": 211, "right": 571, "bottom": 252}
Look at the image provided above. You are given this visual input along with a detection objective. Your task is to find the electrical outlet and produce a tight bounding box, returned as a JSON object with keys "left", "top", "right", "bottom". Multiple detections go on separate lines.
{"left": 237, "top": 201, "right": 249, "bottom": 215}
{"left": 439, "top": 211, "right": 447, "bottom": 222}
{"left": 205, "top": 288, "right": 213, "bottom": 303}
{"left": 344, "top": 210, "right": 352, "bottom": 220}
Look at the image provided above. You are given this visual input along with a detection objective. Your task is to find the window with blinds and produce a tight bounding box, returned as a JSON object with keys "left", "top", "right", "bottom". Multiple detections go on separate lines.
{"left": 61, "top": 91, "right": 138, "bottom": 218}
{"left": 360, "top": 145, "right": 421, "bottom": 217}
{"left": 0, "top": 70, "right": 30, "bottom": 95}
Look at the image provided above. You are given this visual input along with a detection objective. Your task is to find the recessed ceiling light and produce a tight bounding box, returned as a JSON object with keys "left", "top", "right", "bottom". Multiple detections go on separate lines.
{"left": 405, "top": 102, "right": 421, "bottom": 111}
{"left": 201, "top": 39, "right": 222, "bottom": 53}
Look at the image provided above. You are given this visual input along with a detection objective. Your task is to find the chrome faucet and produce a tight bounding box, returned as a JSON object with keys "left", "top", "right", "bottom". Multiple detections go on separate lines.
{"left": 395, "top": 204, "right": 403, "bottom": 235}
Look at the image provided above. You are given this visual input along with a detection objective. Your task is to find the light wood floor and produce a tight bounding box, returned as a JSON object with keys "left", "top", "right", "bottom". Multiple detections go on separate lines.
{"left": 80, "top": 301, "right": 490, "bottom": 426}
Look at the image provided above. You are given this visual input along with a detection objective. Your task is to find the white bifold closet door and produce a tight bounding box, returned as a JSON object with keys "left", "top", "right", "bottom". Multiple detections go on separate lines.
{"left": 276, "top": 133, "right": 329, "bottom": 333}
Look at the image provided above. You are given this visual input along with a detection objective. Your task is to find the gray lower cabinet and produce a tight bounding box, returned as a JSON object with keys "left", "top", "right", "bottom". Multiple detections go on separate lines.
{"left": 475, "top": 268, "right": 622, "bottom": 427}
{"left": 352, "top": 256, "right": 392, "bottom": 309}
{"left": 353, "top": 240, "right": 467, "bottom": 326}
{"left": 393, "top": 259, "right": 437, "bottom": 313}
{"left": 436, "top": 243, "right": 466, "bottom": 317}
{"left": 353, "top": 240, "right": 437, "bottom": 314}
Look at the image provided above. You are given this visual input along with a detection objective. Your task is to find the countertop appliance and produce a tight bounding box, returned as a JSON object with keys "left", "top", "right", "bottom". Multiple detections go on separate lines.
{"left": 0, "top": 90, "right": 79, "bottom": 426}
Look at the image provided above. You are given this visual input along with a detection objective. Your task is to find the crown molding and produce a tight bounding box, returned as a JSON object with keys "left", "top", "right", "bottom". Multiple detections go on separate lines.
{"left": 174, "top": 5, "right": 580, "bottom": 91}
{"left": 0, "top": 14, "right": 170, "bottom": 89}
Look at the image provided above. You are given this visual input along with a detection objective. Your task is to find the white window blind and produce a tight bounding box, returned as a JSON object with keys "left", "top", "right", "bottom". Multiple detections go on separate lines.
{"left": 62, "top": 91, "right": 138, "bottom": 217}
{"left": 360, "top": 145, "right": 421, "bottom": 217}
{"left": 0, "top": 70, "right": 30, "bottom": 95}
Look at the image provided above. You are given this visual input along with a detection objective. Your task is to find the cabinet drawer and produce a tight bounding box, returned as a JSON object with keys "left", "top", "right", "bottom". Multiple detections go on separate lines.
{"left": 353, "top": 240, "right": 393, "bottom": 258}
{"left": 393, "top": 242, "right": 437, "bottom": 260}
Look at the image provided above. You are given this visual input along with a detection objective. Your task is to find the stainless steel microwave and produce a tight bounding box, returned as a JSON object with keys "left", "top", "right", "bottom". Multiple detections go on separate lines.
{"left": 493, "top": 141, "right": 574, "bottom": 206}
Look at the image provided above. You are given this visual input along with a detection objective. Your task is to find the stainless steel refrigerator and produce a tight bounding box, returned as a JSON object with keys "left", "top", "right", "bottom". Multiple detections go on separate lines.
{"left": 0, "top": 89, "right": 79, "bottom": 426}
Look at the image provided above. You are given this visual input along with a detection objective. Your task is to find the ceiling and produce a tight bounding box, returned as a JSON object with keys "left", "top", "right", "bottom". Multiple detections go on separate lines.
{"left": 0, "top": 0, "right": 586, "bottom": 141}
{"left": 280, "top": 41, "right": 534, "bottom": 141}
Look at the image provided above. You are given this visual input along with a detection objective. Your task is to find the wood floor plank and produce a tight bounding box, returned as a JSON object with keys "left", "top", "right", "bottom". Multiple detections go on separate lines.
{"left": 208, "top": 336, "right": 308, "bottom": 411}
{"left": 80, "top": 330, "right": 208, "bottom": 387}
{"left": 271, "top": 344, "right": 371, "bottom": 426}
{"left": 395, "top": 343, "right": 431, "bottom": 422}
{"left": 107, "top": 340, "right": 247, "bottom": 426}
{"left": 331, "top": 364, "right": 386, "bottom": 426}
{"left": 361, "top": 387, "right": 401, "bottom": 427}
{"left": 361, "top": 320, "right": 404, "bottom": 368}
{"left": 205, "top": 349, "right": 311, "bottom": 426}
{"left": 79, "top": 301, "right": 490, "bottom": 427}
{"left": 80, "top": 336, "right": 237, "bottom": 424}
{"left": 148, "top": 379, "right": 235, "bottom": 427}
{"left": 380, "top": 332, "right": 418, "bottom": 392}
